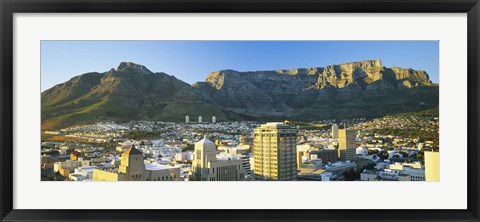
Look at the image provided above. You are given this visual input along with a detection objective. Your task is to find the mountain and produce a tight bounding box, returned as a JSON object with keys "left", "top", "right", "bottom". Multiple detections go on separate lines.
{"left": 41, "top": 62, "right": 226, "bottom": 129}
{"left": 193, "top": 59, "right": 438, "bottom": 121}
{"left": 42, "top": 60, "right": 438, "bottom": 130}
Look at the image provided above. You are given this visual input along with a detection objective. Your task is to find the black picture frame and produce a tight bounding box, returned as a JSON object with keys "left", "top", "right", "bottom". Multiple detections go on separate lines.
{"left": 1, "top": 0, "right": 479, "bottom": 221}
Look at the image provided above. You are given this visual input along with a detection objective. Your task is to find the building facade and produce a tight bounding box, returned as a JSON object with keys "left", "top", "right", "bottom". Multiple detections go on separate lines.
{"left": 118, "top": 146, "right": 145, "bottom": 181}
{"left": 192, "top": 135, "right": 243, "bottom": 181}
{"left": 425, "top": 151, "right": 440, "bottom": 181}
{"left": 253, "top": 122, "right": 298, "bottom": 181}
{"left": 331, "top": 124, "right": 339, "bottom": 139}
{"left": 338, "top": 129, "right": 356, "bottom": 161}
{"left": 92, "top": 145, "right": 181, "bottom": 182}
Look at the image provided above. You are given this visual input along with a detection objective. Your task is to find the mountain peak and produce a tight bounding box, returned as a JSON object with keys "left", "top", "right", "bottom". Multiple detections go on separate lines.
{"left": 116, "top": 62, "right": 153, "bottom": 74}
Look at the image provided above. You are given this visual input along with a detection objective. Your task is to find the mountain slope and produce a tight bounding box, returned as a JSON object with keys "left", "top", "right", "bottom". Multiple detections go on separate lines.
{"left": 42, "top": 60, "right": 439, "bottom": 129}
{"left": 42, "top": 62, "right": 226, "bottom": 129}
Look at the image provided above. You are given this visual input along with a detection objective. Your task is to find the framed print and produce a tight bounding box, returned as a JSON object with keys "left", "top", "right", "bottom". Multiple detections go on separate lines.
{"left": 1, "top": 0, "right": 479, "bottom": 221}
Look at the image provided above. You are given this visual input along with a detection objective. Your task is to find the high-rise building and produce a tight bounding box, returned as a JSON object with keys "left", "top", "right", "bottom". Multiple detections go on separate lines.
{"left": 253, "top": 122, "right": 298, "bottom": 181}
{"left": 212, "top": 116, "right": 216, "bottom": 123}
{"left": 425, "top": 151, "right": 440, "bottom": 181}
{"left": 331, "top": 124, "right": 339, "bottom": 139}
{"left": 198, "top": 116, "right": 202, "bottom": 123}
{"left": 185, "top": 115, "right": 189, "bottom": 123}
{"left": 338, "top": 129, "right": 356, "bottom": 161}
{"left": 192, "top": 135, "right": 243, "bottom": 181}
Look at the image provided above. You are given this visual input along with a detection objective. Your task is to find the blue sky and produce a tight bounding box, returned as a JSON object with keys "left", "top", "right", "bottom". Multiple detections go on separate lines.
{"left": 41, "top": 41, "right": 439, "bottom": 91}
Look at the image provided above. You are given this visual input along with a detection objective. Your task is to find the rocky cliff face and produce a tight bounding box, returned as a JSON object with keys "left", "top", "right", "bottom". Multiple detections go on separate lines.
{"left": 193, "top": 59, "right": 437, "bottom": 120}
{"left": 42, "top": 60, "right": 438, "bottom": 129}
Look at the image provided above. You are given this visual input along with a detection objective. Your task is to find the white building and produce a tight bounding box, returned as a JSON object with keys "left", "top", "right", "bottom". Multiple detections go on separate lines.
{"left": 331, "top": 124, "right": 339, "bottom": 139}
{"left": 69, "top": 173, "right": 86, "bottom": 181}
{"left": 356, "top": 147, "right": 369, "bottom": 156}
{"left": 403, "top": 166, "right": 425, "bottom": 181}
{"left": 360, "top": 170, "right": 378, "bottom": 181}
{"left": 192, "top": 135, "right": 243, "bottom": 181}
{"left": 320, "top": 172, "right": 339, "bottom": 181}
{"left": 324, "top": 161, "right": 357, "bottom": 173}
{"left": 198, "top": 116, "right": 202, "bottom": 123}
{"left": 212, "top": 116, "right": 216, "bottom": 123}
{"left": 73, "top": 166, "right": 98, "bottom": 180}
{"left": 378, "top": 169, "right": 400, "bottom": 180}
{"left": 185, "top": 115, "right": 189, "bottom": 123}
{"left": 144, "top": 163, "right": 181, "bottom": 181}
{"left": 175, "top": 152, "right": 194, "bottom": 162}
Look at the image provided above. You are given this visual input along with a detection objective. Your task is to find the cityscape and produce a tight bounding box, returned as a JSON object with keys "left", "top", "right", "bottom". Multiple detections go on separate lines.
{"left": 41, "top": 109, "right": 439, "bottom": 182}
{"left": 41, "top": 41, "right": 440, "bottom": 182}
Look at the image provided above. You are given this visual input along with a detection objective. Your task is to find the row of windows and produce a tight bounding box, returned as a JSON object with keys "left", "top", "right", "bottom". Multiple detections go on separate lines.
{"left": 131, "top": 174, "right": 142, "bottom": 179}
{"left": 146, "top": 175, "right": 177, "bottom": 181}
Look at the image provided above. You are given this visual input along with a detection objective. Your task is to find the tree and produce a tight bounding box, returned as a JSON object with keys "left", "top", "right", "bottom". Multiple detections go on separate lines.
{"left": 363, "top": 163, "right": 376, "bottom": 171}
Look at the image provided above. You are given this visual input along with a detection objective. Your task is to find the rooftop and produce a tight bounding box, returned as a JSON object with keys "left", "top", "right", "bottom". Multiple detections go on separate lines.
{"left": 196, "top": 134, "right": 214, "bottom": 145}
{"left": 258, "top": 122, "right": 294, "bottom": 129}
{"left": 123, "top": 145, "right": 143, "bottom": 155}
{"left": 145, "top": 163, "right": 176, "bottom": 171}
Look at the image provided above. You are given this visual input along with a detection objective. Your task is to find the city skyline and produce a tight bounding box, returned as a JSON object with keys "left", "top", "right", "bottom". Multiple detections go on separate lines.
{"left": 41, "top": 41, "right": 440, "bottom": 182}
{"left": 41, "top": 41, "right": 439, "bottom": 91}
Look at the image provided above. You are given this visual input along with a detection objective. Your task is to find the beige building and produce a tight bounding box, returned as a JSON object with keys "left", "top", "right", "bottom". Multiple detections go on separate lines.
{"left": 93, "top": 145, "right": 180, "bottom": 182}
{"left": 145, "top": 163, "right": 181, "bottom": 181}
{"left": 338, "top": 129, "right": 356, "bottom": 161}
{"left": 54, "top": 159, "right": 90, "bottom": 178}
{"left": 253, "top": 122, "right": 297, "bottom": 181}
{"left": 92, "top": 168, "right": 126, "bottom": 181}
{"left": 390, "top": 161, "right": 423, "bottom": 170}
{"left": 118, "top": 146, "right": 145, "bottom": 181}
{"left": 425, "top": 151, "right": 440, "bottom": 181}
{"left": 192, "top": 135, "right": 243, "bottom": 181}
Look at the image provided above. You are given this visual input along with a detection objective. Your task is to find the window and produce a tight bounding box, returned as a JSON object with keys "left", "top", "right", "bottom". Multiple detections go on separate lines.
{"left": 196, "top": 150, "right": 202, "bottom": 160}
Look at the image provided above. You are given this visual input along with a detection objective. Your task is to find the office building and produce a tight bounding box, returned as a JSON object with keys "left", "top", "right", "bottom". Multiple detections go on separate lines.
{"left": 425, "top": 151, "right": 440, "bottom": 181}
{"left": 338, "top": 129, "right": 356, "bottom": 161}
{"left": 253, "top": 122, "right": 298, "bottom": 181}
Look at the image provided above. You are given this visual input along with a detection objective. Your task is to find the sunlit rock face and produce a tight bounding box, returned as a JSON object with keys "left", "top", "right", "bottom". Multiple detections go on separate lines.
{"left": 194, "top": 59, "right": 437, "bottom": 120}
{"left": 42, "top": 60, "right": 438, "bottom": 129}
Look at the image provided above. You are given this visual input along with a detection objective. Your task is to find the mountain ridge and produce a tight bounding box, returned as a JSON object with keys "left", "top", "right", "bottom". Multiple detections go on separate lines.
{"left": 42, "top": 60, "right": 438, "bottom": 130}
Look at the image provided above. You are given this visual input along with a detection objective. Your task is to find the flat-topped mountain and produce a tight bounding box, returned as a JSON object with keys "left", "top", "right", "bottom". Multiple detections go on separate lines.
{"left": 42, "top": 60, "right": 438, "bottom": 129}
